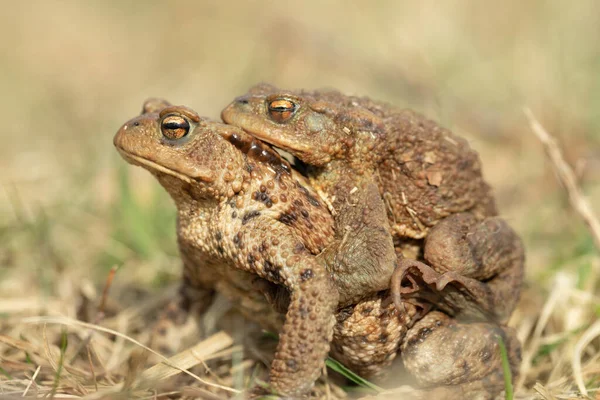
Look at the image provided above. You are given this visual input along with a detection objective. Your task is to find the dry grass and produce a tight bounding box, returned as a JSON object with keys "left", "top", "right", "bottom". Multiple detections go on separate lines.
{"left": 1, "top": 1, "right": 600, "bottom": 399}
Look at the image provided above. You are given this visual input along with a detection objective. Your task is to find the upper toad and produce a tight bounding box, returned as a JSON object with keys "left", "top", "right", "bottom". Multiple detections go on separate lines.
{"left": 222, "top": 84, "right": 524, "bottom": 323}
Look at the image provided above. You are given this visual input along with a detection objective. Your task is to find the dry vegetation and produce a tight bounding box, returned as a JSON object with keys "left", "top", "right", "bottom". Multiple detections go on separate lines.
{"left": 1, "top": 1, "right": 599, "bottom": 399}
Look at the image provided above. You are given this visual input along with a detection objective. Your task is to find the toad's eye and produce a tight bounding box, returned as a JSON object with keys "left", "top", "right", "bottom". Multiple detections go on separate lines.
{"left": 161, "top": 115, "right": 190, "bottom": 140}
{"left": 268, "top": 99, "right": 296, "bottom": 123}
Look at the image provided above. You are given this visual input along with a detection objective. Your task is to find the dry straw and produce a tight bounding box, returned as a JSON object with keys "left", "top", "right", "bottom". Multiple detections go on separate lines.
{"left": 526, "top": 108, "right": 600, "bottom": 398}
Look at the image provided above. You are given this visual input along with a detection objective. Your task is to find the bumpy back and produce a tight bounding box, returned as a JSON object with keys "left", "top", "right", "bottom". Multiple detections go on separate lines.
{"left": 377, "top": 109, "right": 497, "bottom": 239}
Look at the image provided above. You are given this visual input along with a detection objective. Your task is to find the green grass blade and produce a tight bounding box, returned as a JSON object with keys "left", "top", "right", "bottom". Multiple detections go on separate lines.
{"left": 497, "top": 335, "right": 513, "bottom": 400}
{"left": 261, "top": 330, "right": 383, "bottom": 393}
{"left": 325, "top": 357, "right": 384, "bottom": 393}
{"left": 49, "top": 329, "right": 68, "bottom": 399}
{"left": 0, "top": 366, "right": 12, "bottom": 379}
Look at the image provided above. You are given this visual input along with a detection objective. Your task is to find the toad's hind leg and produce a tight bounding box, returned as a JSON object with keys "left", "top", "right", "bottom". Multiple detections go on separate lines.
{"left": 329, "top": 293, "right": 413, "bottom": 379}
{"left": 151, "top": 257, "right": 217, "bottom": 355}
{"left": 401, "top": 311, "right": 521, "bottom": 399}
{"left": 423, "top": 213, "right": 525, "bottom": 321}
{"left": 392, "top": 213, "right": 524, "bottom": 323}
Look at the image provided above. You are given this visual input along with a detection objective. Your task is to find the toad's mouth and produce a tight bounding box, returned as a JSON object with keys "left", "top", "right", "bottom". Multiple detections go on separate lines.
{"left": 221, "top": 107, "right": 313, "bottom": 159}
{"left": 116, "top": 147, "right": 196, "bottom": 184}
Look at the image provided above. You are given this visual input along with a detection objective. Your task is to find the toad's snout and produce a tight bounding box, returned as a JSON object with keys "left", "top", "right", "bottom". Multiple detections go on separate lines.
{"left": 113, "top": 115, "right": 149, "bottom": 153}
{"left": 233, "top": 94, "right": 251, "bottom": 107}
{"left": 221, "top": 95, "right": 253, "bottom": 119}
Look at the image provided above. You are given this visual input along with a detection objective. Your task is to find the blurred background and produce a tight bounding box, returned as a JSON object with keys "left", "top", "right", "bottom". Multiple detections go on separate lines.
{"left": 1, "top": 0, "right": 599, "bottom": 398}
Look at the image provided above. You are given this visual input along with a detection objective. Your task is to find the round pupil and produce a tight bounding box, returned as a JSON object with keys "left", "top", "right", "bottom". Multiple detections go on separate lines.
{"left": 161, "top": 116, "right": 190, "bottom": 140}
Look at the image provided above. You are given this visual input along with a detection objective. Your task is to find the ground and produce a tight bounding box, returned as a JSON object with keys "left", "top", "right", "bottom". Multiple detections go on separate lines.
{"left": 1, "top": 1, "right": 599, "bottom": 399}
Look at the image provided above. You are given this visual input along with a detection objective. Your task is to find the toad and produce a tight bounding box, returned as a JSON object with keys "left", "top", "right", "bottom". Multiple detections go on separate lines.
{"left": 221, "top": 84, "right": 524, "bottom": 324}
{"left": 115, "top": 99, "right": 338, "bottom": 397}
{"left": 115, "top": 100, "right": 521, "bottom": 399}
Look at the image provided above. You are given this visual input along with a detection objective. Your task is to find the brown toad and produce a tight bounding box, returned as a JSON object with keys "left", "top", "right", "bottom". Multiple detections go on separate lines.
{"left": 115, "top": 100, "right": 340, "bottom": 397}
{"left": 115, "top": 100, "right": 521, "bottom": 399}
{"left": 222, "top": 84, "right": 524, "bottom": 323}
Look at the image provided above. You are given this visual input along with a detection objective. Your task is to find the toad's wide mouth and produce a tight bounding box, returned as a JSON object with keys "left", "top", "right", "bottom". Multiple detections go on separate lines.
{"left": 115, "top": 147, "right": 195, "bottom": 184}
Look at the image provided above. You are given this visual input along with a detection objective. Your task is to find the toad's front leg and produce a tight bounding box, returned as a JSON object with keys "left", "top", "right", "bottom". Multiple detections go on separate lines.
{"left": 319, "top": 178, "right": 397, "bottom": 306}
{"left": 235, "top": 217, "right": 339, "bottom": 398}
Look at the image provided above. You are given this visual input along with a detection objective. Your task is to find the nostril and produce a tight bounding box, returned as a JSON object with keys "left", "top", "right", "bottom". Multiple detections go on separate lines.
{"left": 133, "top": 121, "right": 140, "bottom": 127}
{"left": 236, "top": 97, "right": 249, "bottom": 105}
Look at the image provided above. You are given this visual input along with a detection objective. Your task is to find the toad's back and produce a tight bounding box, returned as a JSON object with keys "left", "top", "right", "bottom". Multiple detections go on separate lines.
{"left": 221, "top": 85, "right": 498, "bottom": 241}
{"left": 376, "top": 108, "right": 497, "bottom": 239}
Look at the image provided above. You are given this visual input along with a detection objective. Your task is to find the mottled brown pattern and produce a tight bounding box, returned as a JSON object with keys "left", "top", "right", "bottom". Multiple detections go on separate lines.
{"left": 400, "top": 311, "right": 521, "bottom": 399}
{"left": 222, "top": 84, "right": 499, "bottom": 240}
{"left": 115, "top": 100, "right": 338, "bottom": 397}
{"left": 115, "top": 100, "right": 437, "bottom": 398}
{"left": 331, "top": 294, "right": 413, "bottom": 378}
{"left": 115, "top": 96, "right": 524, "bottom": 399}
{"left": 222, "top": 85, "right": 525, "bottom": 397}
{"left": 222, "top": 84, "right": 523, "bottom": 311}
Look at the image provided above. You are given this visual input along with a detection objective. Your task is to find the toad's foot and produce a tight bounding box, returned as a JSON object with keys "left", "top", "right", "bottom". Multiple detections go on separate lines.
{"left": 401, "top": 311, "right": 521, "bottom": 399}
{"left": 390, "top": 259, "right": 500, "bottom": 323}
{"left": 150, "top": 282, "right": 215, "bottom": 355}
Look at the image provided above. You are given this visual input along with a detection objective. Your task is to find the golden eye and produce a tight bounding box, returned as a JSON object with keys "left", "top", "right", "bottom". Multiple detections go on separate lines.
{"left": 268, "top": 99, "right": 296, "bottom": 123}
{"left": 161, "top": 115, "right": 190, "bottom": 140}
